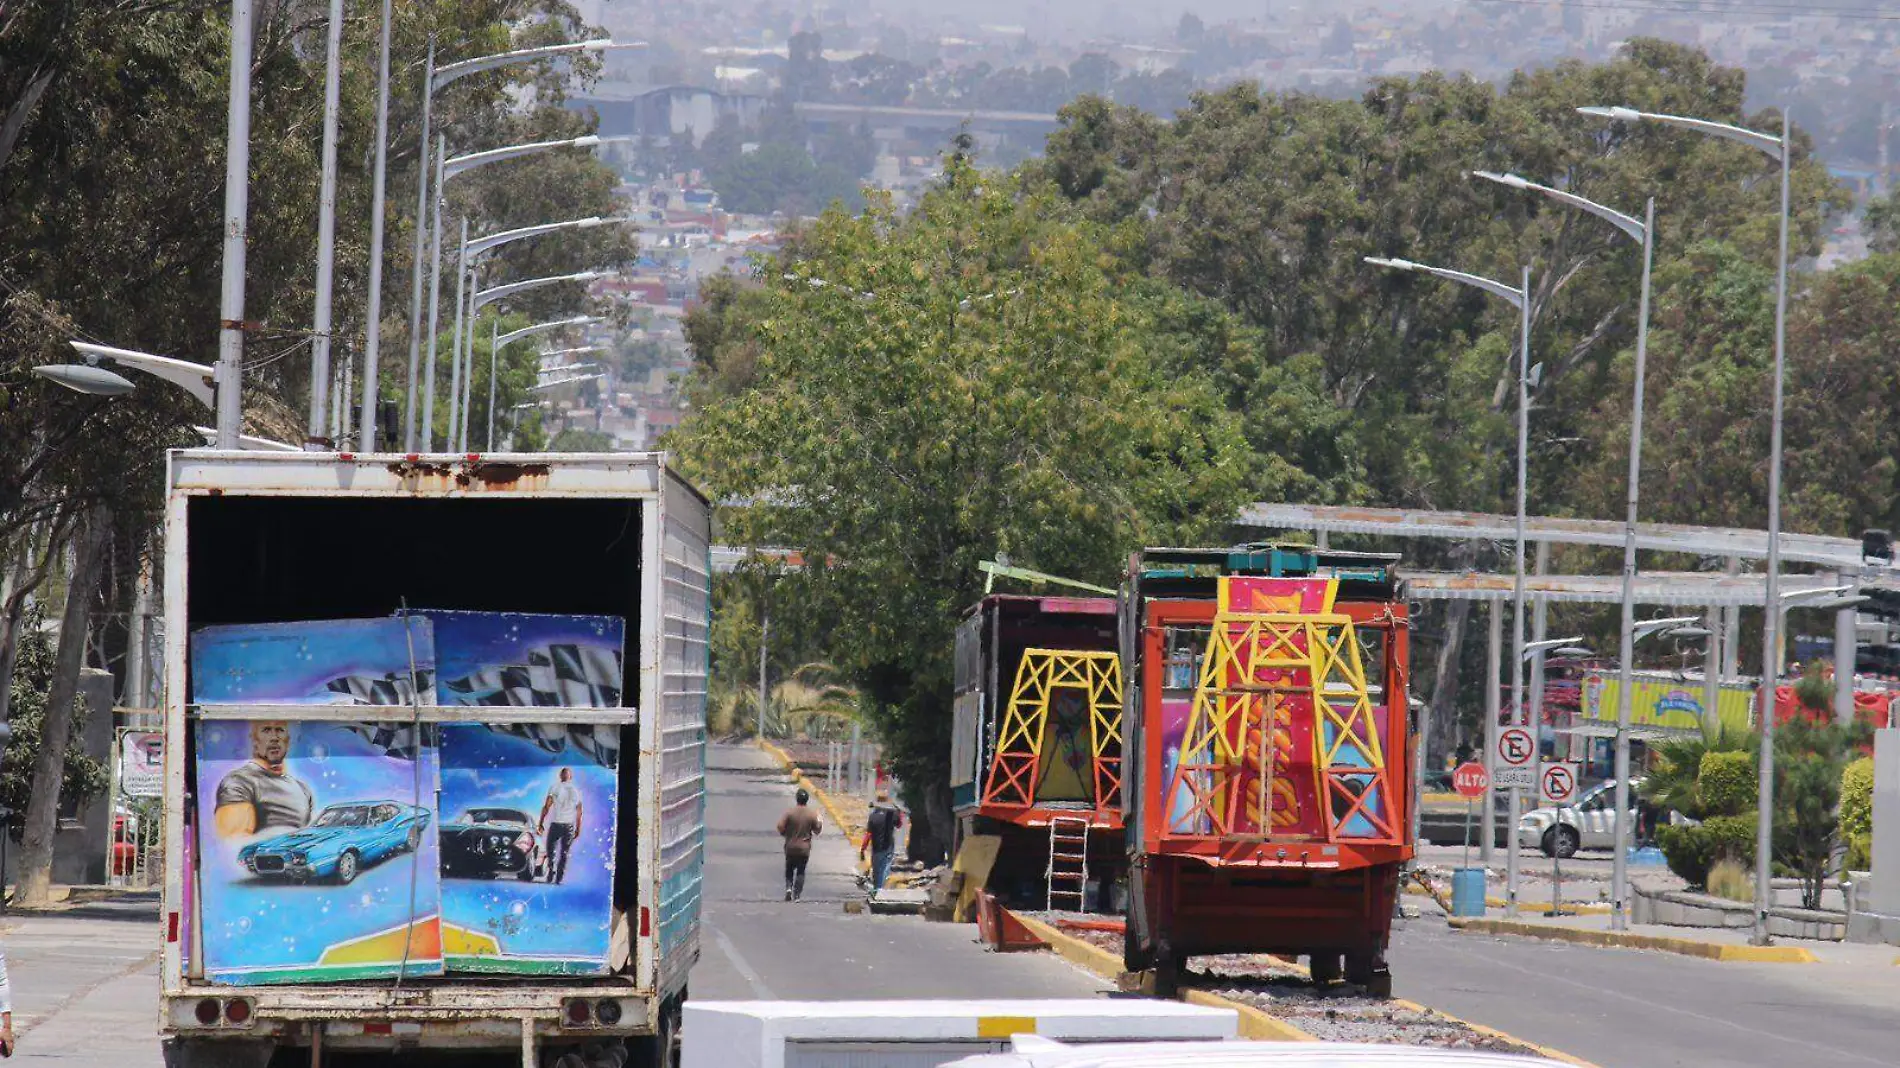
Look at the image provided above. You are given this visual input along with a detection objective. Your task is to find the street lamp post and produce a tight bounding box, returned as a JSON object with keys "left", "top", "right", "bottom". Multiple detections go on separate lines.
{"left": 465, "top": 272, "right": 609, "bottom": 451}
{"left": 214, "top": 0, "right": 255, "bottom": 449}
{"left": 443, "top": 217, "right": 615, "bottom": 450}
{"left": 359, "top": 0, "right": 394, "bottom": 452}
{"left": 1368, "top": 255, "right": 1533, "bottom": 913}
{"left": 1582, "top": 104, "right": 1793, "bottom": 946}
{"left": 1473, "top": 171, "right": 1660, "bottom": 930}
{"left": 307, "top": 0, "right": 344, "bottom": 445}
{"left": 403, "top": 36, "right": 637, "bottom": 449}
{"left": 415, "top": 136, "right": 625, "bottom": 449}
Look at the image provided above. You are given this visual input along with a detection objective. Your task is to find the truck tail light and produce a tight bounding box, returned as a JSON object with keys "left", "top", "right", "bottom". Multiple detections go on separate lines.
{"left": 639, "top": 905, "right": 651, "bottom": 937}
{"left": 595, "top": 999, "right": 623, "bottom": 1026}
{"left": 223, "top": 998, "right": 252, "bottom": 1026}
{"left": 167, "top": 912, "right": 180, "bottom": 943}
{"left": 194, "top": 999, "right": 220, "bottom": 1026}
{"left": 564, "top": 999, "right": 593, "bottom": 1027}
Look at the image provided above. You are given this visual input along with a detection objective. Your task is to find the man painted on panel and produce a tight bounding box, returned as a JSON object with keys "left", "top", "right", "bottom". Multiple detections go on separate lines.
{"left": 214, "top": 721, "right": 315, "bottom": 839}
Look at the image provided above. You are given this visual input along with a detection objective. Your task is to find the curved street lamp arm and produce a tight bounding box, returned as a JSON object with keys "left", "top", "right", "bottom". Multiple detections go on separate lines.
{"left": 432, "top": 40, "right": 641, "bottom": 91}
{"left": 1471, "top": 171, "right": 1646, "bottom": 244}
{"left": 1578, "top": 105, "right": 1784, "bottom": 160}
{"left": 1366, "top": 256, "right": 1523, "bottom": 309}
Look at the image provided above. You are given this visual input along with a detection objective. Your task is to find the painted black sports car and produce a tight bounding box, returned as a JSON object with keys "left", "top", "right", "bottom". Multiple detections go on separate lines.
{"left": 439, "top": 807, "right": 542, "bottom": 881}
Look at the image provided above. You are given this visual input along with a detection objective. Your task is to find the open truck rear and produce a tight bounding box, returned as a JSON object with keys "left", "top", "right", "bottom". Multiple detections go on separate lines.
{"left": 1119, "top": 547, "right": 1413, "bottom": 996}
{"left": 159, "top": 452, "right": 707, "bottom": 1068}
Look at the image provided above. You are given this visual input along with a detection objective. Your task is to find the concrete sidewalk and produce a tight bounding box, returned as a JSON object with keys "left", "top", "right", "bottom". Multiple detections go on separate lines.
{"left": 1444, "top": 904, "right": 1899, "bottom": 965}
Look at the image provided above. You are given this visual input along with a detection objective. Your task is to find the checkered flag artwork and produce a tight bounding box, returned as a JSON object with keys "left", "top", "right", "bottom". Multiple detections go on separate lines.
{"left": 323, "top": 670, "right": 435, "bottom": 706}
{"left": 334, "top": 722, "right": 433, "bottom": 761}
{"left": 482, "top": 723, "right": 621, "bottom": 769}
{"left": 442, "top": 643, "right": 623, "bottom": 709}
{"left": 440, "top": 666, "right": 537, "bottom": 706}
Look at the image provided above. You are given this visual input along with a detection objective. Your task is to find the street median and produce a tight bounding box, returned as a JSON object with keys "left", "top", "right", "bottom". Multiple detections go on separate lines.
{"left": 1449, "top": 916, "right": 1818, "bottom": 963}
{"left": 1008, "top": 912, "right": 1315, "bottom": 1042}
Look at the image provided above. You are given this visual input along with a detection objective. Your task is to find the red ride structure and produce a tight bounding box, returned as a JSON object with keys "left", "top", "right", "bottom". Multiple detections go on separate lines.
{"left": 1120, "top": 547, "right": 1413, "bottom": 996}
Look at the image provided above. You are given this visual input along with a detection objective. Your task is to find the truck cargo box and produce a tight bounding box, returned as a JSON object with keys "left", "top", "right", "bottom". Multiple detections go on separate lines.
{"left": 159, "top": 452, "right": 707, "bottom": 1067}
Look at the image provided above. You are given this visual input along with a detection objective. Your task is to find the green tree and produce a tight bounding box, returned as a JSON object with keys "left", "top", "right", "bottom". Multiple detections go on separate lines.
{"left": 0, "top": 604, "right": 108, "bottom": 832}
{"left": 674, "top": 161, "right": 1252, "bottom": 855}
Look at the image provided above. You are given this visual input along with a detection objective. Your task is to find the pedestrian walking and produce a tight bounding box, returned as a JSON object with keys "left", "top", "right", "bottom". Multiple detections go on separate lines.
{"left": 537, "top": 767, "right": 583, "bottom": 885}
{"left": 860, "top": 788, "right": 904, "bottom": 892}
{"left": 776, "top": 786, "right": 822, "bottom": 901}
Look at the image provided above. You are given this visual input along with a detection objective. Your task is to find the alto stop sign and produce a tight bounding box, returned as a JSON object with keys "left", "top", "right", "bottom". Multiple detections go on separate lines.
{"left": 1452, "top": 762, "right": 1490, "bottom": 798}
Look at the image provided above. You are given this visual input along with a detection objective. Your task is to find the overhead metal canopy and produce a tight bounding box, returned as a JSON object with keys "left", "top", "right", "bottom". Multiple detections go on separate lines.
{"left": 1405, "top": 571, "right": 1843, "bottom": 607}
{"left": 1241, "top": 503, "right": 1876, "bottom": 571}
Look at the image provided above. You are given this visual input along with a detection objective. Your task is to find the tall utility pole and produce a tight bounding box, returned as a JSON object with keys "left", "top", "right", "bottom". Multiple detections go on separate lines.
{"left": 214, "top": 0, "right": 255, "bottom": 449}
{"left": 307, "top": 0, "right": 345, "bottom": 445}
{"left": 359, "top": 0, "right": 394, "bottom": 452}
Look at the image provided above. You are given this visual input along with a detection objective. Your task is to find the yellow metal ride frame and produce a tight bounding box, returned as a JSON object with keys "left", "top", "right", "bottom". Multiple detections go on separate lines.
{"left": 1166, "top": 602, "right": 1395, "bottom": 844}
{"left": 981, "top": 649, "right": 1124, "bottom": 812}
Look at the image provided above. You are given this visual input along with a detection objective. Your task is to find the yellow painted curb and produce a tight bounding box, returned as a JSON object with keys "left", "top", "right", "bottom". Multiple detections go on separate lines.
{"left": 757, "top": 739, "right": 867, "bottom": 871}
{"left": 1010, "top": 913, "right": 1124, "bottom": 978}
{"left": 1450, "top": 917, "right": 1818, "bottom": 963}
{"left": 1183, "top": 989, "right": 1315, "bottom": 1042}
{"left": 1391, "top": 997, "right": 1602, "bottom": 1068}
{"left": 1010, "top": 913, "right": 1315, "bottom": 1042}
{"left": 1403, "top": 883, "right": 1612, "bottom": 916}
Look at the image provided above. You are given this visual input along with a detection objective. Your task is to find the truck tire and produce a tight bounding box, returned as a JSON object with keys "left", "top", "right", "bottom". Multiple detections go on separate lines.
{"left": 1307, "top": 954, "right": 1342, "bottom": 984}
{"left": 1345, "top": 952, "right": 1392, "bottom": 998}
{"left": 629, "top": 994, "right": 682, "bottom": 1068}
{"left": 161, "top": 1037, "right": 275, "bottom": 1068}
{"left": 1151, "top": 939, "right": 1183, "bottom": 999}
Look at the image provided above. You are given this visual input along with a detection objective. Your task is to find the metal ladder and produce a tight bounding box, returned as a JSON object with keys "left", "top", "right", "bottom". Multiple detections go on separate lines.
{"left": 1046, "top": 816, "right": 1091, "bottom": 912}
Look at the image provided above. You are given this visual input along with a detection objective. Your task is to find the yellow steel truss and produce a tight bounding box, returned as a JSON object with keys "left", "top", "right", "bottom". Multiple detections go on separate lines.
{"left": 982, "top": 648, "right": 1124, "bottom": 811}
{"left": 1166, "top": 612, "right": 1395, "bottom": 843}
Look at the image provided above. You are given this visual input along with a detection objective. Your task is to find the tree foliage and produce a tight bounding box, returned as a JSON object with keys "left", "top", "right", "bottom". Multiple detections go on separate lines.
{"left": 674, "top": 160, "right": 1253, "bottom": 852}
{"left": 0, "top": 604, "right": 108, "bottom": 829}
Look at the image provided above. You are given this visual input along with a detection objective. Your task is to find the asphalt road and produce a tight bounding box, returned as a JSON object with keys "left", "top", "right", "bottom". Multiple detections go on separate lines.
{"left": 1389, "top": 915, "right": 1900, "bottom": 1068}
{"left": 686, "top": 743, "right": 1110, "bottom": 1001}
{"left": 9, "top": 907, "right": 163, "bottom": 1064}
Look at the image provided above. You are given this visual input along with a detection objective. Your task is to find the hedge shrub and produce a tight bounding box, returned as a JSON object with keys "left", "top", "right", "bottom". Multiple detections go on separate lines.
{"left": 1698, "top": 750, "right": 1757, "bottom": 818}
{"left": 1658, "top": 813, "right": 1757, "bottom": 889}
{"left": 1841, "top": 756, "right": 1875, "bottom": 871}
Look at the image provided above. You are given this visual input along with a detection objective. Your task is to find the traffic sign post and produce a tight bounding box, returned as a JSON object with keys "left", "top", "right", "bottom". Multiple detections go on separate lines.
{"left": 1495, "top": 727, "right": 1536, "bottom": 789}
{"left": 1539, "top": 760, "right": 1582, "bottom": 916}
{"left": 1453, "top": 762, "right": 1488, "bottom": 869}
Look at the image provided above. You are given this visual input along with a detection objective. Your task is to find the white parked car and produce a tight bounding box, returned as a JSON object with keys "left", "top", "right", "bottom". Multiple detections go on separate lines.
{"left": 1517, "top": 777, "right": 1679, "bottom": 858}
{"left": 950, "top": 1037, "right": 1573, "bottom": 1068}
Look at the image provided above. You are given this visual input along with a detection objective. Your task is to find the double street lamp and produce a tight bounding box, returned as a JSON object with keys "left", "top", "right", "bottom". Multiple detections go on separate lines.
{"left": 411, "top": 136, "right": 627, "bottom": 451}
{"left": 468, "top": 272, "right": 611, "bottom": 451}
{"left": 1581, "top": 103, "right": 1794, "bottom": 948}
{"left": 402, "top": 37, "right": 640, "bottom": 450}
{"left": 1367, "top": 254, "right": 1538, "bottom": 914}
{"left": 1471, "top": 170, "right": 1661, "bottom": 931}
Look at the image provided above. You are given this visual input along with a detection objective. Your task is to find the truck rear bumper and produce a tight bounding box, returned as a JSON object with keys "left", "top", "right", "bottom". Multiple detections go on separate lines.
{"left": 161, "top": 985, "right": 660, "bottom": 1049}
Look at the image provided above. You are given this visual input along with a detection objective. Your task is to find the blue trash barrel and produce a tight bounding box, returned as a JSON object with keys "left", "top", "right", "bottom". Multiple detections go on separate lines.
{"left": 1450, "top": 868, "right": 1488, "bottom": 917}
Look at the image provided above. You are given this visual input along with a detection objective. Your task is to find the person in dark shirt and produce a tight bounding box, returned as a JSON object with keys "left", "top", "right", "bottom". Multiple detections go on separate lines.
{"left": 859, "top": 789, "right": 905, "bottom": 891}
{"left": 775, "top": 788, "right": 822, "bottom": 901}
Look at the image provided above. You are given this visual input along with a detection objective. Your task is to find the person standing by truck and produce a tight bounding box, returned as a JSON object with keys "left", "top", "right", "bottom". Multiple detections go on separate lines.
{"left": 776, "top": 788, "right": 822, "bottom": 901}
{"left": 860, "top": 789, "right": 904, "bottom": 891}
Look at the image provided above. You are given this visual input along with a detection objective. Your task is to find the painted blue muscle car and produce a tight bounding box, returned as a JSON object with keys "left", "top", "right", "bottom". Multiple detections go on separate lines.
{"left": 238, "top": 800, "right": 431, "bottom": 884}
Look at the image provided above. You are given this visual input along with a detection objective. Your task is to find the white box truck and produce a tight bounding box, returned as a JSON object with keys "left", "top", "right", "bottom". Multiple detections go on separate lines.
{"left": 157, "top": 452, "right": 708, "bottom": 1068}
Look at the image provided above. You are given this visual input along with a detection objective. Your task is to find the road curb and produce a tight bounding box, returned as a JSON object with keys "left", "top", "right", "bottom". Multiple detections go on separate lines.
{"left": 1449, "top": 917, "right": 1819, "bottom": 963}
{"left": 1007, "top": 912, "right": 1315, "bottom": 1042}
{"left": 1403, "top": 883, "right": 1612, "bottom": 916}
